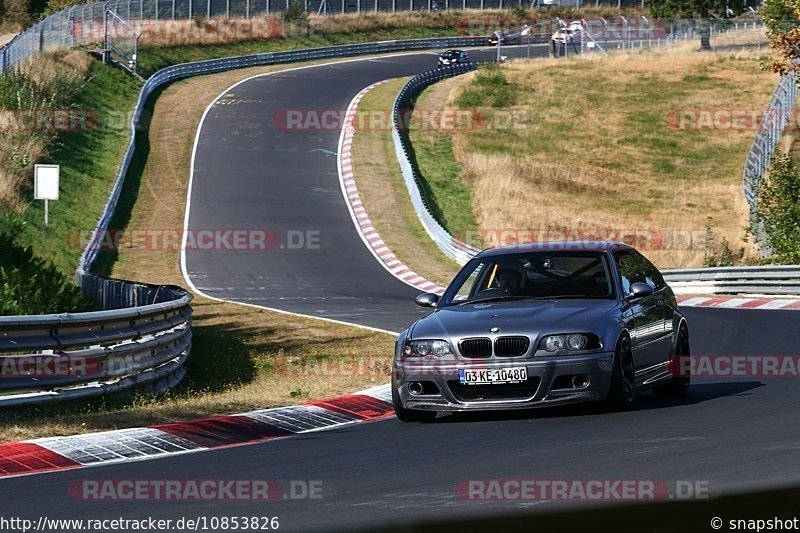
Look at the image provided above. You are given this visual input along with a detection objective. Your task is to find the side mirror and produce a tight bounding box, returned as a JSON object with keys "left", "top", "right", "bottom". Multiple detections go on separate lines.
{"left": 415, "top": 292, "right": 439, "bottom": 308}
{"left": 628, "top": 282, "right": 654, "bottom": 300}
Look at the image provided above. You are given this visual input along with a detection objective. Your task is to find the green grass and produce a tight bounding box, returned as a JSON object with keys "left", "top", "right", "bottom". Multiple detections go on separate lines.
{"left": 13, "top": 61, "right": 142, "bottom": 276}
{"left": 408, "top": 84, "right": 479, "bottom": 238}
{"left": 137, "top": 27, "right": 457, "bottom": 77}
{"left": 406, "top": 51, "right": 776, "bottom": 267}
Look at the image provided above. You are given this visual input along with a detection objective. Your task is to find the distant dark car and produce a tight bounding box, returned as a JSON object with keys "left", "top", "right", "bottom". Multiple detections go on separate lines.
{"left": 490, "top": 30, "right": 523, "bottom": 45}
{"left": 391, "top": 241, "right": 691, "bottom": 422}
{"left": 437, "top": 50, "right": 471, "bottom": 67}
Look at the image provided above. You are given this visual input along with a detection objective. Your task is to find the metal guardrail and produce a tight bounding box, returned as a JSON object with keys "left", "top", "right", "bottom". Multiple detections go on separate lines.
{"left": 0, "top": 0, "right": 521, "bottom": 74}
{"left": 0, "top": 276, "right": 191, "bottom": 407}
{"left": 662, "top": 266, "right": 800, "bottom": 296}
{"left": 11, "top": 37, "right": 504, "bottom": 407}
{"left": 392, "top": 62, "right": 482, "bottom": 265}
{"left": 390, "top": 63, "right": 800, "bottom": 296}
{"left": 77, "top": 35, "right": 493, "bottom": 275}
{"left": 5, "top": 37, "right": 500, "bottom": 406}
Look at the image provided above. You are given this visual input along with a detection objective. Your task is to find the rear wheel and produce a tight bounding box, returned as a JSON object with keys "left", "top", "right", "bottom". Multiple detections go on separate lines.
{"left": 655, "top": 326, "right": 691, "bottom": 397}
{"left": 392, "top": 384, "right": 437, "bottom": 422}
{"left": 606, "top": 336, "right": 636, "bottom": 410}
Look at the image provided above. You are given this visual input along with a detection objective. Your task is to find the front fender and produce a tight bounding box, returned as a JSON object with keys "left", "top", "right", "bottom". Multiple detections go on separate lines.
{"left": 587, "top": 306, "right": 627, "bottom": 354}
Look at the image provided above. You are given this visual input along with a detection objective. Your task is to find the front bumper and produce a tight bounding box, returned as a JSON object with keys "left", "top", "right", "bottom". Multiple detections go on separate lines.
{"left": 393, "top": 352, "right": 614, "bottom": 412}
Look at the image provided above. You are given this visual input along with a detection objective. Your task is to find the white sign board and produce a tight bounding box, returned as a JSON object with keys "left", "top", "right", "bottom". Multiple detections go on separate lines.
{"left": 34, "top": 164, "right": 60, "bottom": 200}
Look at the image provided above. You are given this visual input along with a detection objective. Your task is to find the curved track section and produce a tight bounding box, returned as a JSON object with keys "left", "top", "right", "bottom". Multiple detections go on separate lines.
{"left": 183, "top": 48, "right": 542, "bottom": 332}
{"left": 2, "top": 48, "right": 800, "bottom": 530}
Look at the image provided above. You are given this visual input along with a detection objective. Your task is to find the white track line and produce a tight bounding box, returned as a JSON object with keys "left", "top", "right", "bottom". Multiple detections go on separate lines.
{"left": 335, "top": 80, "right": 447, "bottom": 295}
{"left": 179, "top": 54, "right": 444, "bottom": 336}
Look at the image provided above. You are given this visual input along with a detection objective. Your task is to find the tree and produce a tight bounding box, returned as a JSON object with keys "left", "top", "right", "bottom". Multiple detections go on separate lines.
{"left": 762, "top": 0, "right": 800, "bottom": 74}
{"left": 750, "top": 153, "right": 800, "bottom": 264}
{"left": 646, "top": 0, "right": 745, "bottom": 50}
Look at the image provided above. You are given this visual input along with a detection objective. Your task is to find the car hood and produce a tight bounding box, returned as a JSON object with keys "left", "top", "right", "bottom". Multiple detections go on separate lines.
{"left": 409, "top": 299, "right": 620, "bottom": 339}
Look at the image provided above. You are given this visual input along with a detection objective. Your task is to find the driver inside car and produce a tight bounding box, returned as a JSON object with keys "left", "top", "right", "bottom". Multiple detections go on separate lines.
{"left": 494, "top": 268, "right": 523, "bottom": 294}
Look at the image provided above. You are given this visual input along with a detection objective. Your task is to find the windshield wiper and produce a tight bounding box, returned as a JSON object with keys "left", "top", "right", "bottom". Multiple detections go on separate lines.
{"left": 460, "top": 295, "right": 534, "bottom": 305}
{"left": 532, "top": 294, "right": 591, "bottom": 300}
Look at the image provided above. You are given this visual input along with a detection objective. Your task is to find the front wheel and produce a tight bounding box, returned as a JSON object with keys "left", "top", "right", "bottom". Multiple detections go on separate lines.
{"left": 655, "top": 327, "right": 691, "bottom": 397}
{"left": 606, "top": 336, "right": 636, "bottom": 410}
{"left": 392, "top": 384, "right": 437, "bottom": 422}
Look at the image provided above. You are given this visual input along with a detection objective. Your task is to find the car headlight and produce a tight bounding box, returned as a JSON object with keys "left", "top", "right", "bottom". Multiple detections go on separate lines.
{"left": 403, "top": 340, "right": 452, "bottom": 357}
{"left": 539, "top": 334, "right": 601, "bottom": 353}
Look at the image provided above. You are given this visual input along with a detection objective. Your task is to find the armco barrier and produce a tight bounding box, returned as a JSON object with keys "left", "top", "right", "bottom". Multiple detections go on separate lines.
{"left": 391, "top": 62, "right": 482, "bottom": 265}
{"left": 76, "top": 36, "right": 491, "bottom": 276}
{"left": 1, "top": 37, "right": 494, "bottom": 407}
{"left": 661, "top": 265, "right": 800, "bottom": 296}
{"left": 389, "top": 62, "right": 800, "bottom": 293}
{"left": 0, "top": 276, "right": 191, "bottom": 407}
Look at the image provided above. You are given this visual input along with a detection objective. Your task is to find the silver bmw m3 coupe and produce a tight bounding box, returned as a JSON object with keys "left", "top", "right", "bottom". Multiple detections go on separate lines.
{"left": 392, "top": 241, "right": 690, "bottom": 422}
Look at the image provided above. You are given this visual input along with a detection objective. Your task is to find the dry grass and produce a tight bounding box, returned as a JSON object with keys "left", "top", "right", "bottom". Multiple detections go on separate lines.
{"left": 0, "top": 296, "right": 392, "bottom": 442}
{"left": 0, "top": 50, "right": 92, "bottom": 211}
{"left": 0, "top": 57, "right": 407, "bottom": 443}
{"left": 0, "top": 32, "right": 18, "bottom": 47}
{"left": 351, "top": 78, "right": 460, "bottom": 287}
{"left": 433, "top": 43, "right": 778, "bottom": 268}
{"left": 308, "top": 10, "right": 486, "bottom": 34}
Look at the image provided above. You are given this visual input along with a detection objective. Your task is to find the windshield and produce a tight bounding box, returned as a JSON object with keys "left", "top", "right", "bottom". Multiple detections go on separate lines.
{"left": 440, "top": 251, "right": 615, "bottom": 306}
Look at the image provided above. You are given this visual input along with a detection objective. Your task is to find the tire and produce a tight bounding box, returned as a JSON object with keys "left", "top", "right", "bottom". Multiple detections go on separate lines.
{"left": 392, "top": 384, "right": 437, "bottom": 423}
{"left": 606, "top": 336, "right": 636, "bottom": 410}
{"left": 655, "top": 326, "right": 691, "bottom": 397}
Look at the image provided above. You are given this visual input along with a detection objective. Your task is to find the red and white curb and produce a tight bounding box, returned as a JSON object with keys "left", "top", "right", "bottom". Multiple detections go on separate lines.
{"left": 0, "top": 385, "right": 392, "bottom": 478}
{"left": 336, "top": 83, "right": 800, "bottom": 314}
{"left": 676, "top": 295, "right": 800, "bottom": 310}
{"left": 337, "top": 81, "right": 446, "bottom": 296}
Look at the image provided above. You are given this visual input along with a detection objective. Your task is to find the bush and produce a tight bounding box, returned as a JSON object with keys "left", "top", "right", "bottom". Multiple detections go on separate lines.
{"left": 0, "top": 214, "right": 99, "bottom": 315}
{"left": 510, "top": 3, "right": 528, "bottom": 19}
{"left": 456, "top": 63, "right": 519, "bottom": 109}
{"left": 750, "top": 153, "right": 800, "bottom": 263}
{"left": 703, "top": 217, "right": 744, "bottom": 267}
{"left": 282, "top": 0, "right": 308, "bottom": 28}
{"left": 0, "top": 52, "right": 88, "bottom": 210}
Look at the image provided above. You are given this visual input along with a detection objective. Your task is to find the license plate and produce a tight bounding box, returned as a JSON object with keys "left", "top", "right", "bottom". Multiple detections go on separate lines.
{"left": 458, "top": 367, "right": 528, "bottom": 385}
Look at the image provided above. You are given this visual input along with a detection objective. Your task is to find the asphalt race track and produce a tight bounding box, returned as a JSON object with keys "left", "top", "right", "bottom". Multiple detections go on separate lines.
{"left": 3, "top": 47, "right": 800, "bottom": 531}
{"left": 183, "top": 46, "right": 546, "bottom": 332}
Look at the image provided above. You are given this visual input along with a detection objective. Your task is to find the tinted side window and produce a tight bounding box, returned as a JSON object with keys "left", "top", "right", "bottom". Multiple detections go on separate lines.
{"left": 616, "top": 252, "right": 646, "bottom": 295}
{"left": 634, "top": 251, "right": 664, "bottom": 289}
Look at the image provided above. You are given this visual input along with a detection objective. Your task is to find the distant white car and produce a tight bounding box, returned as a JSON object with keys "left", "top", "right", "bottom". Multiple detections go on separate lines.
{"left": 552, "top": 26, "right": 582, "bottom": 44}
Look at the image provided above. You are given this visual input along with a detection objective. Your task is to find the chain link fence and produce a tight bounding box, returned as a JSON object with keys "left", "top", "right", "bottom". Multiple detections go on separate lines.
{"left": 743, "top": 71, "right": 798, "bottom": 210}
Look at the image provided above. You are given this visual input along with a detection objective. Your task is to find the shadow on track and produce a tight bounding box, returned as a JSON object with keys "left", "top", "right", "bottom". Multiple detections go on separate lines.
{"left": 430, "top": 381, "right": 764, "bottom": 424}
